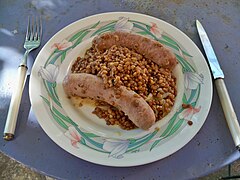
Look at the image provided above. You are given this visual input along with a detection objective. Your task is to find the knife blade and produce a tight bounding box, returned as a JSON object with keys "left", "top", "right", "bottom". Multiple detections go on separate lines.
{"left": 196, "top": 20, "right": 224, "bottom": 79}
{"left": 196, "top": 20, "right": 240, "bottom": 149}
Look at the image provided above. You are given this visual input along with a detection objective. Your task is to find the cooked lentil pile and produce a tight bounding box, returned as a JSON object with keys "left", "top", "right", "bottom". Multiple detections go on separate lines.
{"left": 71, "top": 45, "right": 177, "bottom": 130}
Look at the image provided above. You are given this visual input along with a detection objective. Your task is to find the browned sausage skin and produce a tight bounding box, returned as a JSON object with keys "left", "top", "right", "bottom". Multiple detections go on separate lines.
{"left": 92, "top": 31, "right": 177, "bottom": 70}
{"left": 63, "top": 73, "right": 156, "bottom": 130}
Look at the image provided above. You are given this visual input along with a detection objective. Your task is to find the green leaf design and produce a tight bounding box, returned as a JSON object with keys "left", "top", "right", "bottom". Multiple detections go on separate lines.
{"left": 45, "top": 82, "right": 61, "bottom": 107}
{"left": 151, "top": 119, "right": 185, "bottom": 151}
{"left": 55, "top": 110, "right": 77, "bottom": 126}
{"left": 61, "top": 51, "right": 67, "bottom": 63}
{"left": 158, "top": 39, "right": 192, "bottom": 58}
{"left": 161, "top": 113, "right": 178, "bottom": 137}
{"left": 128, "top": 133, "right": 152, "bottom": 145}
{"left": 51, "top": 82, "right": 59, "bottom": 100}
{"left": 175, "top": 53, "right": 195, "bottom": 72}
{"left": 96, "top": 27, "right": 114, "bottom": 36}
{"left": 41, "top": 96, "right": 104, "bottom": 150}
{"left": 136, "top": 31, "right": 149, "bottom": 35}
{"left": 150, "top": 112, "right": 182, "bottom": 151}
{"left": 162, "top": 35, "right": 193, "bottom": 57}
{"left": 181, "top": 49, "right": 193, "bottom": 58}
{"left": 83, "top": 143, "right": 108, "bottom": 153}
{"left": 41, "top": 96, "right": 78, "bottom": 127}
{"left": 91, "top": 21, "right": 116, "bottom": 37}
{"left": 133, "top": 23, "right": 153, "bottom": 37}
{"left": 127, "top": 129, "right": 158, "bottom": 152}
{"left": 45, "top": 50, "right": 58, "bottom": 67}
{"left": 80, "top": 137, "right": 86, "bottom": 145}
{"left": 159, "top": 39, "right": 180, "bottom": 50}
{"left": 72, "top": 30, "right": 90, "bottom": 48}
{"left": 146, "top": 24, "right": 151, "bottom": 31}
{"left": 182, "top": 93, "right": 188, "bottom": 104}
{"left": 69, "top": 21, "right": 100, "bottom": 42}
{"left": 175, "top": 57, "right": 189, "bottom": 72}
{"left": 90, "top": 21, "right": 101, "bottom": 29}
{"left": 130, "top": 20, "right": 149, "bottom": 27}
{"left": 50, "top": 108, "right": 68, "bottom": 130}
{"left": 195, "top": 84, "right": 201, "bottom": 102}
{"left": 191, "top": 101, "right": 197, "bottom": 107}
{"left": 92, "top": 21, "right": 101, "bottom": 28}
{"left": 150, "top": 138, "right": 162, "bottom": 151}
{"left": 65, "top": 22, "right": 103, "bottom": 48}
{"left": 69, "top": 30, "right": 85, "bottom": 42}
{"left": 75, "top": 127, "right": 103, "bottom": 149}
{"left": 167, "top": 119, "right": 184, "bottom": 137}
{"left": 84, "top": 132, "right": 100, "bottom": 138}
{"left": 134, "top": 133, "right": 151, "bottom": 142}
{"left": 162, "top": 35, "right": 178, "bottom": 46}
{"left": 187, "top": 89, "right": 197, "bottom": 103}
{"left": 49, "top": 52, "right": 63, "bottom": 65}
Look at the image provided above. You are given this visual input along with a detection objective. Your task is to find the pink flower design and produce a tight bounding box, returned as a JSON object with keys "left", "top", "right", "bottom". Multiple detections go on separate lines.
{"left": 150, "top": 22, "right": 163, "bottom": 38}
{"left": 179, "top": 105, "right": 201, "bottom": 121}
{"left": 52, "top": 39, "right": 73, "bottom": 50}
{"left": 65, "top": 126, "right": 81, "bottom": 148}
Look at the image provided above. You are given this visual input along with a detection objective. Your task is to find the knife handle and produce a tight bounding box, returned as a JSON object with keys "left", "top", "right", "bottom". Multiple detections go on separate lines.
{"left": 3, "top": 65, "right": 28, "bottom": 141}
{"left": 215, "top": 78, "right": 240, "bottom": 149}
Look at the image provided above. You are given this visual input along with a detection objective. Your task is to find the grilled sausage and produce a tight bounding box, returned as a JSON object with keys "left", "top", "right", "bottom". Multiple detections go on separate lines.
{"left": 63, "top": 73, "right": 156, "bottom": 130}
{"left": 93, "top": 31, "right": 177, "bottom": 69}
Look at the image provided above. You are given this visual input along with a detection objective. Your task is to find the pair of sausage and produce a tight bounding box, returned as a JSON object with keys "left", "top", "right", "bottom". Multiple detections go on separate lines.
{"left": 63, "top": 32, "right": 177, "bottom": 130}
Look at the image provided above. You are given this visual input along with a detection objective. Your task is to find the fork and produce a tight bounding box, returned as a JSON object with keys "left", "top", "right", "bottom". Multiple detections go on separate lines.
{"left": 3, "top": 16, "right": 42, "bottom": 141}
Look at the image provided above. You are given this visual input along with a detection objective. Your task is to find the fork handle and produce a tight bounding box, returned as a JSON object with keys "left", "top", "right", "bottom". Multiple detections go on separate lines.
{"left": 3, "top": 65, "right": 28, "bottom": 141}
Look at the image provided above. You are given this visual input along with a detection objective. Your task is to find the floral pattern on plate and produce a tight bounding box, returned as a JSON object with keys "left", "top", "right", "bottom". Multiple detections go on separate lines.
{"left": 33, "top": 14, "right": 209, "bottom": 163}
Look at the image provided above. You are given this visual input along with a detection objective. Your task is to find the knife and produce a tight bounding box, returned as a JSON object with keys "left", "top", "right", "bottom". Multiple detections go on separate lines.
{"left": 196, "top": 20, "right": 240, "bottom": 149}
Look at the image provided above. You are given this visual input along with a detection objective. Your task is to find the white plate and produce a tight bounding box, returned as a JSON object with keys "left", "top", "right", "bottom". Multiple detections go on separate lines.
{"left": 30, "top": 12, "right": 212, "bottom": 167}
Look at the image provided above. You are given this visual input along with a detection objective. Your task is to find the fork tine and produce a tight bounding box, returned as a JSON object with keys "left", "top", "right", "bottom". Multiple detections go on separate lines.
{"left": 39, "top": 16, "right": 42, "bottom": 40}
{"left": 36, "top": 16, "right": 42, "bottom": 40}
{"left": 34, "top": 16, "right": 38, "bottom": 41}
{"left": 30, "top": 16, "right": 34, "bottom": 41}
{"left": 25, "top": 16, "right": 42, "bottom": 42}
{"left": 25, "top": 16, "right": 30, "bottom": 41}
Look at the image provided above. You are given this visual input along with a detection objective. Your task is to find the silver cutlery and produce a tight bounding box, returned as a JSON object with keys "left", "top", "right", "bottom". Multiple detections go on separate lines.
{"left": 3, "top": 16, "right": 42, "bottom": 140}
{"left": 196, "top": 20, "right": 240, "bottom": 149}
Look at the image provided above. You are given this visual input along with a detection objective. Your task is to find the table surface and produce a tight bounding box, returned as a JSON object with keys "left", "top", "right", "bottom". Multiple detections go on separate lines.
{"left": 0, "top": 0, "right": 240, "bottom": 179}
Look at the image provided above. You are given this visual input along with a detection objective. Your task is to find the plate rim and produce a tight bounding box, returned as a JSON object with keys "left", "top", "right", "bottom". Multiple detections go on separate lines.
{"left": 29, "top": 11, "right": 213, "bottom": 167}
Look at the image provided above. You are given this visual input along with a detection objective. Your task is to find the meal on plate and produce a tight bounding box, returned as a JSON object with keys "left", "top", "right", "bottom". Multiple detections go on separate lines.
{"left": 63, "top": 31, "right": 178, "bottom": 130}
